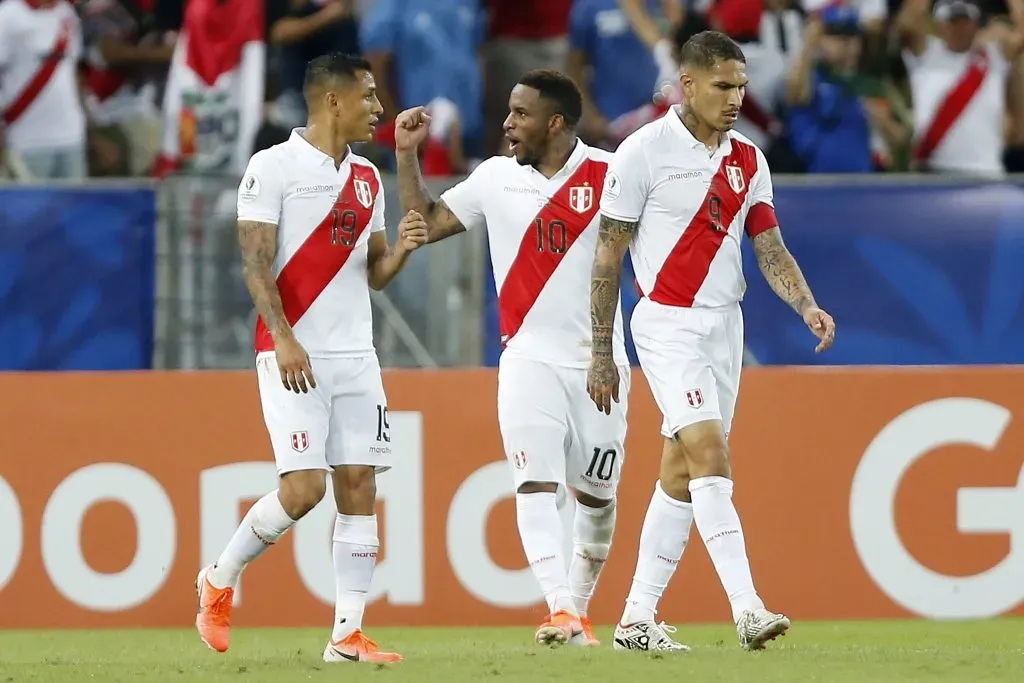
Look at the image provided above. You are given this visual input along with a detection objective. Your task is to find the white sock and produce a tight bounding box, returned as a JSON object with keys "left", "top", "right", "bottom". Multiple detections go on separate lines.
{"left": 621, "top": 481, "right": 694, "bottom": 625}
{"left": 689, "top": 476, "right": 764, "bottom": 622}
{"left": 516, "top": 491, "right": 575, "bottom": 615}
{"left": 209, "top": 491, "right": 295, "bottom": 589}
{"left": 568, "top": 499, "right": 616, "bottom": 617}
{"left": 332, "top": 514, "right": 379, "bottom": 642}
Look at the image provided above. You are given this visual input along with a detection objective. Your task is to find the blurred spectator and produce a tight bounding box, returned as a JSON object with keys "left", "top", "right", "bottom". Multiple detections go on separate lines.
{"left": 566, "top": 0, "right": 666, "bottom": 145}
{"left": 803, "top": 0, "right": 887, "bottom": 75}
{"left": 899, "top": 0, "right": 1024, "bottom": 177}
{"left": 482, "top": 0, "right": 572, "bottom": 156}
{"left": 0, "top": 0, "right": 87, "bottom": 179}
{"left": 152, "top": 0, "right": 266, "bottom": 177}
{"left": 784, "top": 7, "right": 909, "bottom": 172}
{"left": 78, "top": 0, "right": 177, "bottom": 176}
{"left": 267, "top": 0, "right": 359, "bottom": 128}
{"left": 760, "top": 0, "right": 805, "bottom": 65}
{"left": 360, "top": 0, "right": 486, "bottom": 158}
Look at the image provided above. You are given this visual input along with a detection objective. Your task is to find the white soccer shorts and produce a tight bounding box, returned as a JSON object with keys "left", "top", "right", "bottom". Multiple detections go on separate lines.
{"left": 256, "top": 352, "right": 393, "bottom": 474}
{"left": 496, "top": 355, "right": 630, "bottom": 501}
{"left": 630, "top": 297, "right": 744, "bottom": 439}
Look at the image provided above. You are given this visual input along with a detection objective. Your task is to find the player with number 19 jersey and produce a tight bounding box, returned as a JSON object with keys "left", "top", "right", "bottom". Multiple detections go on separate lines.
{"left": 440, "top": 141, "right": 630, "bottom": 499}
{"left": 238, "top": 129, "right": 393, "bottom": 476}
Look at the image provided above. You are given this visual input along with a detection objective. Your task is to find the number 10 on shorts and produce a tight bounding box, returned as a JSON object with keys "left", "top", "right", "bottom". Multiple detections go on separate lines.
{"left": 586, "top": 447, "right": 617, "bottom": 481}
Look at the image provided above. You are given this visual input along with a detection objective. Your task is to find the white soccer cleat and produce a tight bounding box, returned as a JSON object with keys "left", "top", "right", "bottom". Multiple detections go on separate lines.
{"left": 612, "top": 620, "right": 691, "bottom": 652}
{"left": 736, "top": 607, "right": 791, "bottom": 650}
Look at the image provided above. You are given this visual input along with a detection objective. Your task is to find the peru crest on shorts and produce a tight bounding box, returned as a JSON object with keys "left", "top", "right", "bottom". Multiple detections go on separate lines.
{"left": 290, "top": 430, "right": 309, "bottom": 453}
{"left": 512, "top": 451, "right": 527, "bottom": 470}
{"left": 685, "top": 389, "right": 704, "bottom": 409}
{"left": 353, "top": 178, "right": 373, "bottom": 208}
{"left": 726, "top": 164, "right": 745, "bottom": 194}
{"left": 568, "top": 184, "right": 593, "bottom": 213}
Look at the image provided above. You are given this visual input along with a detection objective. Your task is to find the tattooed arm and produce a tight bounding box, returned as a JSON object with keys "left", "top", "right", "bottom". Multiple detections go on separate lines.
{"left": 750, "top": 227, "right": 816, "bottom": 315}
{"left": 395, "top": 149, "right": 467, "bottom": 243}
{"left": 588, "top": 215, "right": 635, "bottom": 414}
{"left": 238, "top": 220, "right": 290, "bottom": 340}
{"left": 591, "top": 215, "right": 634, "bottom": 357}
{"left": 752, "top": 226, "right": 836, "bottom": 352}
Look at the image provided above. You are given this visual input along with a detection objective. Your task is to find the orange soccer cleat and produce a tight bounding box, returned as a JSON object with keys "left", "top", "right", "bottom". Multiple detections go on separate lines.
{"left": 195, "top": 565, "right": 234, "bottom": 653}
{"left": 580, "top": 616, "right": 600, "bottom": 646}
{"left": 534, "top": 609, "right": 584, "bottom": 646}
{"left": 323, "top": 630, "right": 403, "bottom": 664}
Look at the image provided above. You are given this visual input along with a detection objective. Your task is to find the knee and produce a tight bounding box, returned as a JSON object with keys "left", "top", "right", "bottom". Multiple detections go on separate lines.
{"left": 333, "top": 466, "right": 377, "bottom": 515}
{"left": 682, "top": 434, "right": 731, "bottom": 479}
{"left": 278, "top": 470, "right": 327, "bottom": 518}
{"left": 517, "top": 481, "right": 559, "bottom": 495}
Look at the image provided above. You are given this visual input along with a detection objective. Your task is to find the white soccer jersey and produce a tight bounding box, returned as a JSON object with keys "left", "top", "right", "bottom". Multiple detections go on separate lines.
{"left": 0, "top": 0, "right": 85, "bottom": 152}
{"left": 600, "top": 109, "right": 778, "bottom": 309}
{"left": 440, "top": 141, "right": 628, "bottom": 368}
{"left": 904, "top": 37, "right": 1009, "bottom": 177}
{"left": 236, "top": 128, "right": 385, "bottom": 358}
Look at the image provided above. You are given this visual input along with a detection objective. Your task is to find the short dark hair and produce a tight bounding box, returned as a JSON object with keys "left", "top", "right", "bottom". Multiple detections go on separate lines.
{"left": 679, "top": 30, "right": 746, "bottom": 70}
{"left": 516, "top": 69, "right": 583, "bottom": 128}
{"left": 303, "top": 53, "right": 372, "bottom": 94}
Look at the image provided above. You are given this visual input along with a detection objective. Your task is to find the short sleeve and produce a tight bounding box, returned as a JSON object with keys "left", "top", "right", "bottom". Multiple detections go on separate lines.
{"left": 568, "top": 0, "right": 593, "bottom": 53}
{"left": 438, "top": 160, "right": 492, "bottom": 231}
{"left": 371, "top": 171, "right": 386, "bottom": 233}
{"left": 599, "top": 135, "right": 650, "bottom": 223}
{"left": 237, "top": 151, "right": 284, "bottom": 224}
{"left": 745, "top": 146, "right": 778, "bottom": 237}
{"left": 359, "top": 0, "right": 398, "bottom": 53}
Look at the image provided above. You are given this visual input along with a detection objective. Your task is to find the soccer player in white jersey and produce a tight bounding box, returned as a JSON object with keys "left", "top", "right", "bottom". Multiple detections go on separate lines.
{"left": 193, "top": 53, "right": 427, "bottom": 664}
{"left": 392, "top": 70, "right": 631, "bottom": 648}
{"left": 588, "top": 31, "right": 836, "bottom": 652}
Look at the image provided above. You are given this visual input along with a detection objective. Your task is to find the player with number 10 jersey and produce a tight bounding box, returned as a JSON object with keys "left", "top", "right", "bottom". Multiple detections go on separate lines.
{"left": 394, "top": 70, "right": 629, "bottom": 648}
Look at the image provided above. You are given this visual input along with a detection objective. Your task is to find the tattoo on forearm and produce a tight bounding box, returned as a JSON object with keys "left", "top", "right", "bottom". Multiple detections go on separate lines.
{"left": 591, "top": 216, "right": 635, "bottom": 357}
{"left": 396, "top": 151, "right": 466, "bottom": 243}
{"left": 238, "top": 221, "right": 289, "bottom": 336}
{"left": 751, "top": 227, "right": 815, "bottom": 314}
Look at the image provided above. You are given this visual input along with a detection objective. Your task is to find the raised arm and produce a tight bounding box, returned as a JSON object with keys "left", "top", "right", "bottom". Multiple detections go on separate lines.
{"left": 393, "top": 107, "right": 469, "bottom": 243}
{"left": 366, "top": 211, "right": 428, "bottom": 290}
{"left": 588, "top": 215, "right": 635, "bottom": 414}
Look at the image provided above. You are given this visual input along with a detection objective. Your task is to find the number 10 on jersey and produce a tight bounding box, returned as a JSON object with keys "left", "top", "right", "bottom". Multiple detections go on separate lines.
{"left": 535, "top": 217, "right": 568, "bottom": 254}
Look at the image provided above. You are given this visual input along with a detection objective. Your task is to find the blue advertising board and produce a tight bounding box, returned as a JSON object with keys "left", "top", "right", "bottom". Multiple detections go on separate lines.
{"left": 483, "top": 180, "right": 1024, "bottom": 366}
{"left": 0, "top": 185, "right": 157, "bottom": 370}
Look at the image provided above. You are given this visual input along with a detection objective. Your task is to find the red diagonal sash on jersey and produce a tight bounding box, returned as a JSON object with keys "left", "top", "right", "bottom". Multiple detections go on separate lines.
{"left": 912, "top": 47, "right": 989, "bottom": 164}
{"left": 648, "top": 140, "right": 758, "bottom": 307}
{"left": 254, "top": 164, "right": 378, "bottom": 352}
{"left": 498, "top": 157, "right": 607, "bottom": 346}
{"left": 2, "top": 21, "right": 71, "bottom": 126}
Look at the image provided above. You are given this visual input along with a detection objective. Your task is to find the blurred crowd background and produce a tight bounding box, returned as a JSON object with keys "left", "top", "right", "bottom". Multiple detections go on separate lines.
{"left": 2, "top": 0, "right": 1022, "bottom": 182}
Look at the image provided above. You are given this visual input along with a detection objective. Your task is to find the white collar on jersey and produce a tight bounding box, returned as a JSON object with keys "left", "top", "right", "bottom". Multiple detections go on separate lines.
{"left": 668, "top": 106, "right": 733, "bottom": 158}
{"left": 289, "top": 127, "right": 353, "bottom": 167}
{"left": 525, "top": 136, "right": 588, "bottom": 181}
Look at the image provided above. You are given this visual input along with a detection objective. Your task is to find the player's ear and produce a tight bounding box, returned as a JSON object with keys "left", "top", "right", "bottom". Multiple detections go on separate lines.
{"left": 549, "top": 113, "right": 565, "bottom": 135}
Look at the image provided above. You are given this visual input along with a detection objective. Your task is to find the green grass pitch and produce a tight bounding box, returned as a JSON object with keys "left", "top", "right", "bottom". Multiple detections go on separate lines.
{"left": 2, "top": 619, "right": 1022, "bottom": 682}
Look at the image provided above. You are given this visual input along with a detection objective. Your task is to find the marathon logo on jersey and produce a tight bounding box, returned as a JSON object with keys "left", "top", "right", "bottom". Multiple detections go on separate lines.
{"left": 353, "top": 178, "right": 373, "bottom": 208}
{"left": 513, "top": 451, "right": 527, "bottom": 470}
{"left": 726, "top": 164, "right": 745, "bottom": 194}
{"left": 685, "top": 389, "right": 704, "bottom": 409}
{"left": 568, "top": 184, "right": 593, "bottom": 214}
{"left": 290, "top": 431, "right": 309, "bottom": 453}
